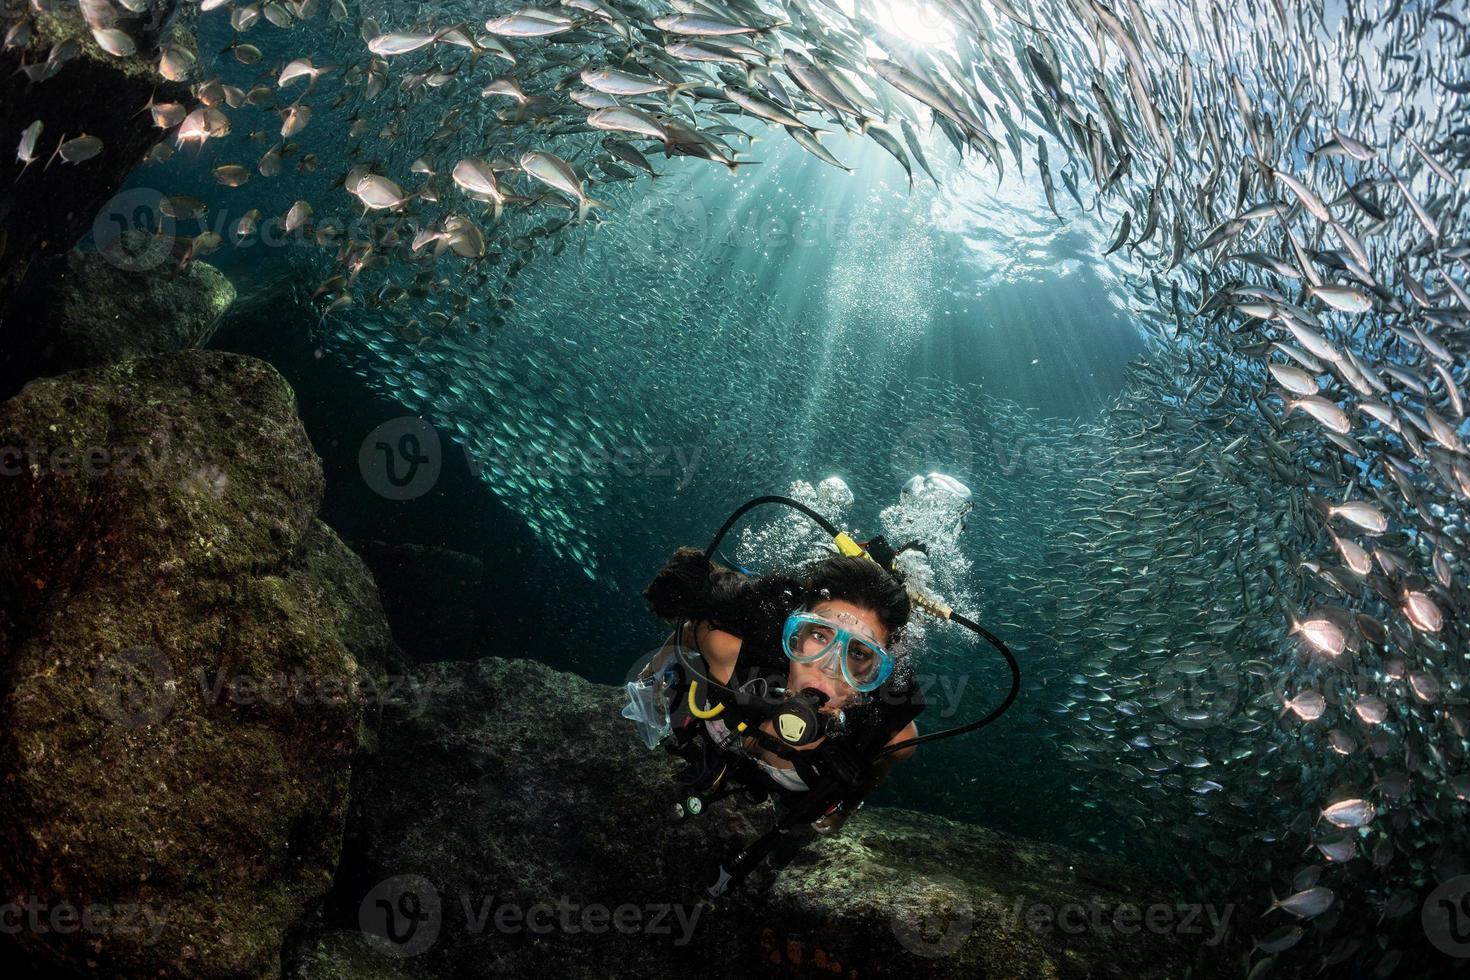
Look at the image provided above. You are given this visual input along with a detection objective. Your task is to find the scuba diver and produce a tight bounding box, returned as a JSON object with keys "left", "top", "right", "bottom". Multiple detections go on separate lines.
{"left": 622, "top": 486, "right": 1020, "bottom": 901}
{"left": 640, "top": 544, "right": 924, "bottom": 836}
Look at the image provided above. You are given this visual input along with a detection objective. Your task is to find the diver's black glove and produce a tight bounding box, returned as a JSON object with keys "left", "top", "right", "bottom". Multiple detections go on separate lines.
{"left": 857, "top": 534, "right": 899, "bottom": 569}
{"left": 642, "top": 547, "right": 721, "bottom": 622}
{"left": 706, "top": 574, "right": 802, "bottom": 658}
{"left": 644, "top": 547, "right": 803, "bottom": 662}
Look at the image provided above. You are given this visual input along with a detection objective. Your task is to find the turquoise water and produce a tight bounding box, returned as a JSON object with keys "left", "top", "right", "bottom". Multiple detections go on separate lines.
{"left": 55, "top": 0, "right": 1470, "bottom": 974}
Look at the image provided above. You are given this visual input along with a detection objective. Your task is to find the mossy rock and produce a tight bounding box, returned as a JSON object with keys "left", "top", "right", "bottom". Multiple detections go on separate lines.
{"left": 0, "top": 351, "right": 396, "bottom": 979}
{"left": 292, "top": 931, "right": 429, "bottom": 980}
{"left": 0, "top": 351, "right": 321, "bottom": 614}
{"left": 4, "top": 233, "right": 236, "bottom": 390}
{"left": 307, "top": 657, "right": 1238, "bottom": 980}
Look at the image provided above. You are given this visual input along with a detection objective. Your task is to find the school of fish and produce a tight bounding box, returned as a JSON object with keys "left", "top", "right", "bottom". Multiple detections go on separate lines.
{"left": 6, "top": 0, "right": 1470, "bottom": 975}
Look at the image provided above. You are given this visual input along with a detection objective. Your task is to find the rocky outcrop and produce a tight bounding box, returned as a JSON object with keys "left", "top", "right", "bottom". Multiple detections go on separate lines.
{"left": 312, "top": 657, "right": 1237, "bottom": 980}
{"left": 0, "top": 351, "right": 397, "bottom": 979}
{"left": 0, "top": 4, "right": 189, "bottom": 321}
{"left": 292, "top": 932, "right": 428, "bottom": 980}
{"left": 0, "top": 232, "right": 235, "bottom": 398}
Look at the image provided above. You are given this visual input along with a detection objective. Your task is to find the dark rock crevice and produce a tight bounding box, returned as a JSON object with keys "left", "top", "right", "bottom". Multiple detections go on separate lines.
{"left": 0, "top": 232, "right": 236, "bottom": 400}
{"left": 0, "top": 3, "right": 188, "bottom": 326}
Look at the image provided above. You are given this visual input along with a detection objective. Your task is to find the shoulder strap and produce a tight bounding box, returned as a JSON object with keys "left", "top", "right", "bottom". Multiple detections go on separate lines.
{"left": 851, "top": 672, "right": 928, "bottom": 756}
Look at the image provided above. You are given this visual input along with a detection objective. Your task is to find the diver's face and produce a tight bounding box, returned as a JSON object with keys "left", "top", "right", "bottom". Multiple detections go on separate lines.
{"left": 785, "top": 599, "right": 890, "bottom": 713}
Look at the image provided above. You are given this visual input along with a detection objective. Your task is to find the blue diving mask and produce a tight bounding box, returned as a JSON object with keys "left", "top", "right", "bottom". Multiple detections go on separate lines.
{"left": 781, "top": 610, "right": 894, "bottom": 693}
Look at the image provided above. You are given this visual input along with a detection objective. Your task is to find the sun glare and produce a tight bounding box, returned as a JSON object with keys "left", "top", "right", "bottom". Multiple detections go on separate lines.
{"left": 871, "top": 0, "right": 959, "bottom": 48}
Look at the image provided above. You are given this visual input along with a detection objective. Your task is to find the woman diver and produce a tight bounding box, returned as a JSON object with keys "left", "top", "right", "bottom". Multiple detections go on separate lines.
{"left": 631, "top": 544, "right": 925, "bottom": 839}
{"left": 624, "top": 490, "right": 1016, "bottom": 899}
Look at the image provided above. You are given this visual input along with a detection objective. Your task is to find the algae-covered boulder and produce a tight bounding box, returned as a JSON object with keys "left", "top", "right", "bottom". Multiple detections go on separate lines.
{"left": 291, "top": 931, "right": 429, "bottom": 980}
{"left": 316, "top": 657, "right": 1237, "bottom": 980}
{"left": 0, "top": 351, "right": 397, "bottom": 979}
{"left": 0, "top": 233, "right": 236, "bottom": 398}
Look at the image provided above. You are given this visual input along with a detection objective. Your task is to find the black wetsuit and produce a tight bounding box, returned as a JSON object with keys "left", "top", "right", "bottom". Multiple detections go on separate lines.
{"left": 665, "top": 630, "right": 927, "bottom": 818}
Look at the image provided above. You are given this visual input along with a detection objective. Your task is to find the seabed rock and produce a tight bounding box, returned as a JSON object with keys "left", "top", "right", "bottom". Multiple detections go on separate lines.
{"left": 305, "top": 657, "right": 1238, "bottom": 980}
{"left": 0, "top": 350, "right": 395, "bottom": 979}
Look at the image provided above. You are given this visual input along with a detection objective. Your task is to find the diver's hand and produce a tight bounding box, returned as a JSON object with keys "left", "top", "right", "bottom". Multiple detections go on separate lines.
{"left": 643, "top": 547, "right": 717, "bottom": 621}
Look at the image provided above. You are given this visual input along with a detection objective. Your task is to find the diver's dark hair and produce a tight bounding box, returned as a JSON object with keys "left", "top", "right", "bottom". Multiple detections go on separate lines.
{"left": 643, "top": 548, "right": 910, "bottom": 652}
{"left": 798, "top": 555, "right": 911, "bottom": 641}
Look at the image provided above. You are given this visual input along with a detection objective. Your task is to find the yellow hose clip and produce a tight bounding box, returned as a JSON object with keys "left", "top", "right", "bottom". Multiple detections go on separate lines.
{"left": 836, "top": 530, "right": 952, "bottom": 618}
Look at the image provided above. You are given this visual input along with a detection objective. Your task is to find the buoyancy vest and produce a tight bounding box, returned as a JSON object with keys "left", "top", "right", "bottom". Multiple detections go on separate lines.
{"left": 667, "top": 633, "right": 926, "bottom": 809}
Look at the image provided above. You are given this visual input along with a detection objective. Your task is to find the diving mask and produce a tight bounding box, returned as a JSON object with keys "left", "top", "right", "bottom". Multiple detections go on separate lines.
{"left": 781, "top": 610, "right": 894, "bottom": 693}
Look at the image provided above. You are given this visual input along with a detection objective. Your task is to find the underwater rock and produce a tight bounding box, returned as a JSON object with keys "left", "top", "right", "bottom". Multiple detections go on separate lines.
{"left": 0, "top": 231, "right": 236, "bottom": 398}
{"left": 0, "top": 3, "right": 187, "bottom": 321}
{"left": 0, "top": 351, "right": 396, "bottom": 979}
{"left": 319, "top": 657, "right": 1235, "bottom": 980}
{"left": 350, "top": 541, "right": 486, "bottom": 661}
{"left": 291, "top": 931, "right": 428, "bottom": 980}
